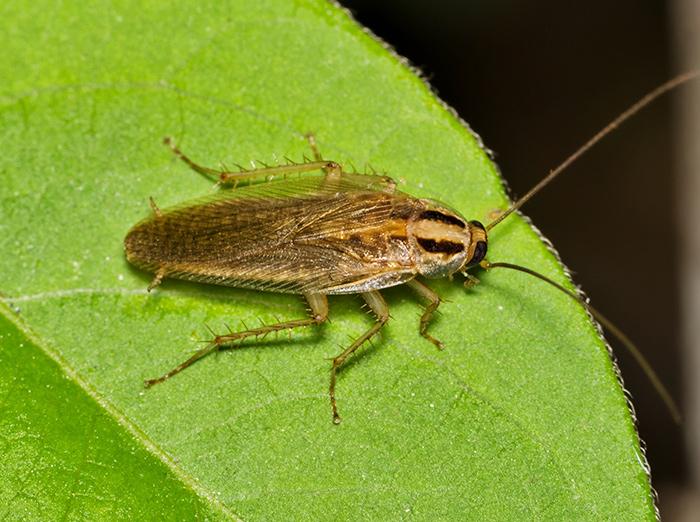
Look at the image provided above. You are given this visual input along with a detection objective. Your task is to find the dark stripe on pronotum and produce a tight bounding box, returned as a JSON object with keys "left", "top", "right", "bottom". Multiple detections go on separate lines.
{"left": 416, "top": 238, "right": 465, "bottom": 254}
{"left": 419, "top": 210, "right": 465, "bottom": 228}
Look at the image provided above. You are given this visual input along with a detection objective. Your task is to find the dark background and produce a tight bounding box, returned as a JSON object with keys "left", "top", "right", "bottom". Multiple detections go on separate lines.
{"left": 340, "top": 0, "right": 686, "bottom": 506}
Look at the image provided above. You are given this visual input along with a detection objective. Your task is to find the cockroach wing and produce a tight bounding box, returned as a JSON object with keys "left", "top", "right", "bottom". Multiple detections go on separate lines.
{"left": 124, "top": 173, "right": 421, "bottom": 294}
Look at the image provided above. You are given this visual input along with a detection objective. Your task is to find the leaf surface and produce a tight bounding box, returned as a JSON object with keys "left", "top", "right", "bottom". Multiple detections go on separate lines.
{"left": 0, "top": 0, "right": 655, "bottom": 519}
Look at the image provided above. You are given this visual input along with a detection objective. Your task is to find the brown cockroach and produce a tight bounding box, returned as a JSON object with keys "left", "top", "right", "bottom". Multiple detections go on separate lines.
{"left": 125, "top": 72, "right": 697, "bottom": 423}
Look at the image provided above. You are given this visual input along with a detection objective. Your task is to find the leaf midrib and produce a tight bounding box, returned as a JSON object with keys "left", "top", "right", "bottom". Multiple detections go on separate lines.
{"left": 0, "top": 301, "right": 242, "bottom": 521}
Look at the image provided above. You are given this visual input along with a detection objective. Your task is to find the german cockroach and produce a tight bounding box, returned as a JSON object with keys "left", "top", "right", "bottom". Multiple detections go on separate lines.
{"left": 125, "top": 72, "right": 697, "bottom": 423}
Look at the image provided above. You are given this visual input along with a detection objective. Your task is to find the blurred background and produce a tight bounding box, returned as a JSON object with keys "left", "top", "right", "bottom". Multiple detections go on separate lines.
{"left": 340, "top": 0, "right": 699, "bottom": 518}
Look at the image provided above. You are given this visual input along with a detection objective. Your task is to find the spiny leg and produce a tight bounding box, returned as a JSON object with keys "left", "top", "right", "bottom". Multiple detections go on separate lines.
{"left": 147, "top": 267, "right": 166, "bottom": 292}
{"left": 163, "top": 136, "right": 337, "bottom": 185}
{"left": 305, "top": 133, "right": 324, "bottom": 162}
{"left": 144, "top": 293, "right": 328, "bottom": 388}
{"left": 148, "top": 196, "right": 162, "bottom": 217}
{"left": 304, "top": 133, "right": 397, "bottom": 195}
{"left": 330, "top": 290, "right": 389, "bottom": 424}
{"left": 406, "top": 279, "right": 444, "bottom": 349}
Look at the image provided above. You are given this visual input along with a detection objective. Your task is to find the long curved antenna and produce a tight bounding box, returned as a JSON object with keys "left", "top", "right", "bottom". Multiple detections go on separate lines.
{"left": 481, "top": 260, "right": 682, "bottom": 424}
{"left": 486, "top": 70, "right": 700, "bottom": 231}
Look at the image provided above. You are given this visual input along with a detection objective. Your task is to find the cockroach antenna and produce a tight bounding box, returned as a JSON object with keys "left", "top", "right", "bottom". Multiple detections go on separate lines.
{"left": 486, "top": 70, "right": 700, "bottom": 232}
{"left": 480, "top": 70, "right": 700, "bottom": 424}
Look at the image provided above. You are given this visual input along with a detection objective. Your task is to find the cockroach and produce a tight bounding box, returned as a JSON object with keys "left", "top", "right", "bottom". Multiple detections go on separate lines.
{"left": 124, "top": 72, "right": 697, "bottom": 424}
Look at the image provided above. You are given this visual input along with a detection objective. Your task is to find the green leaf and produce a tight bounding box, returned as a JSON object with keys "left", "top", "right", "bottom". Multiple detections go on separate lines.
{"left": 0, "top": 0, "right": 654, "bottom": 519}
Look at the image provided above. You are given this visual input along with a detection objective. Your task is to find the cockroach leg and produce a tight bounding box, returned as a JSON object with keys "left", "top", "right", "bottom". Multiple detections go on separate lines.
{"left": 406, "top": 279, "right": 445, "bottom": 349}
{"left": 329, "top": 290, "right": 389, "bottom": 424}
{"left": 147, "top": 267, "right": 166, "bottom": 292}
{"left": 305, "top": 133, "right": 323, "bottom": 162}
{"left": 163, "top": 136, "right": 335, "bottom": 186}
{"left": 148, "top": 196, "right": 162, "bottom": 217}
{"left": 143, "top": 293, "right": 328, "bottom": 388}
{"left": 305, "top": 132, "right": 395, "bottom": 192}
{"left": 463, "top": 273, "right": 480, "bottom": 289}
{"left": 304, "top": 133, "right": 345, "bottom": 180}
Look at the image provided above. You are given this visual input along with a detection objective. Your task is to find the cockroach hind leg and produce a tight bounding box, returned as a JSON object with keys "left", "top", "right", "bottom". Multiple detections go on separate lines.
{"left": 144, "top": 341, "right": 219, "bottom": 388}
{"left": 219, "top": 158, "right": 338, "bottom": 185}
{"left": 144, "top": 294, "right": 329, "bottom": 389}
{"left": 147, "top": 267, "right": 166, "bottom": 292}
{"left": 329, "top": 291, "right": 389, "bottom": 424}
{"left": 163, "top": 136, "right": 226, "bottom": 182}
{"left": 164, "top": 136, "right": 333, "bottom": 185}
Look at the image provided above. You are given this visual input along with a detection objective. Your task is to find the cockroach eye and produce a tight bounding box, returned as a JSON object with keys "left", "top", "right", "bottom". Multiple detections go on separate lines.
{"left": 468, "top": 241, "right": 487, "bottom": 266}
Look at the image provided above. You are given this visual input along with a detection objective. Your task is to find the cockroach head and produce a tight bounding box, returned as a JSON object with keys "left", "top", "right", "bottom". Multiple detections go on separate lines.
{"left": 463, "top": 220, "right": 488, "bottom": 267}
{"left": 408, "top": 201, "right": 488, "bottom": 279}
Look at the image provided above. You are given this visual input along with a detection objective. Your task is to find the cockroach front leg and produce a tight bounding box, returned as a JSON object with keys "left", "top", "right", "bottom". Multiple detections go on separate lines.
{"left": 329, "top": 290, "right": 389, "bottom": 424}
{"left": 463, "top": 273, "right": 480, "bottom": 289}
{"left": 144, "top": 293, "right": 328, "bottom": 387}
{"left": 406, "top": 279, "right": 445, "bottom": 349}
